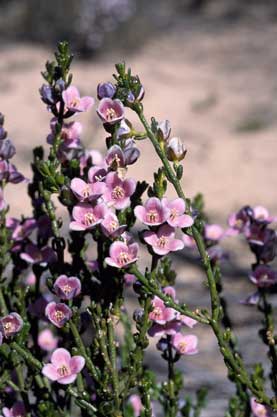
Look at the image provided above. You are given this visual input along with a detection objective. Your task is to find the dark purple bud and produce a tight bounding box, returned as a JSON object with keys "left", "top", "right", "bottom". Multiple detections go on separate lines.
{"left": 127, "top": 91, "right": 135, "bottom": 103}
{"left": 156, "top": 337, "right": 169, "bottom": 352}
{"left": 0, "top": 139, "right": 16, "bottom": 159}
{"left": 39, "top": 84, "right": 55, "bottom": 105}
{"left": 0, "top": 113, "right": 4, "bottom": 126}
{"left": 8, "top": 163, "right": 26, "bottom": 184}
{"left": 124, "top": 139, "right": 140, "bottom": 165}
{"left": 97, "top": 82, "right": 116, "bottom": 100}
{"left": 0, "top": 127, "right": 7, "bottom": 140}
{"left": 0, "top": 160, "right": 9, "bottom": 181}
{"left": 133, "top": 308, "right": 144, "bottom": 323}
{"left": 54, "top": 79, "right": 66, "bottom": 94}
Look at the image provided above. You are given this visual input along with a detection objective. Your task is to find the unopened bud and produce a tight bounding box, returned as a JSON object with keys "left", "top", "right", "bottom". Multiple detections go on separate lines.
{"left": 166, "top": 137, "right": 187, "bottom": 162}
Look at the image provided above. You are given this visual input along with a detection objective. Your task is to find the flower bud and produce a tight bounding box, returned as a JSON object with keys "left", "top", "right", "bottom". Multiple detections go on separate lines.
{"left": 97, "top": 82, "right": 116, "bottom": 100}
{"left": 157, "top": 120, "right": 171, "bottom": 142}
{"left": 133, "top": 308, "right": 144, "bottom": 323}
{"left": 166, "top": 137, "right": 187, "bottom": 162}
{"left": 0, "top": 139, "right": 16, "bottom": 160}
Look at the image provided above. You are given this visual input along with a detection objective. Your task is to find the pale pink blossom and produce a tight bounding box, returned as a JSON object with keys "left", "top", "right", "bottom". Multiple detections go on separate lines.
{"left": 62, "top": 86, "right": 94, "bottom": 113}
{"left": 205, "top": 224, "right": 225, "bottom": 241}
{"left": 105, "top": 240, "right": 139, "bottom": 268}
{"left": 250, "top": 398, "right": 273, "bottom": 417}
{"left": 97, "top": 98, "right": 124, "bottom": 124}
{"left": 70, "top": 178, "right": 106, "bottom": 202}
{"left": 149, "top": 296, "right": 177, "bottom": 325}
{"left": 45, "top": 302, "right": 72, "bottom": 328}
{"left": 103, "top": 172, "right": 136, "bottom": 210}
{"left": 53, "top": 275, "right": 81, "bottom": 300}
{"left": 70, "top": 203, "right": 108, "bottom": 231}
{"left": 42, "top": 348, "right": 85, "bottom": 384}
{"left": 172, "top": 333, "right": 198, "bottom": 355}
{"left": 0, "top": 313, "right": 23, "bottom": 338}
{"left": 38, "top": 329, "right": 58, "bottom": 352}
{"left": 128, "top": 395, "right": 143, "bottom": 417}
{"left": 162, "top": 198, "right": 193, "bottom": 228}
{"left": 100, "top": 212, "right": 126, "bottom": 238}
{"left": 144, "top": 225, "right": 184, "bottom": 256}
{"left": 134, "top": 197, "right": 170, "bottom": 226}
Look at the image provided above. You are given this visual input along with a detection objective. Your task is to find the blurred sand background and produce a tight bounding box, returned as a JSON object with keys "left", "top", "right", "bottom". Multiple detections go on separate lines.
{"left": 1, "top": 1, "right": 277, "bottom": 415}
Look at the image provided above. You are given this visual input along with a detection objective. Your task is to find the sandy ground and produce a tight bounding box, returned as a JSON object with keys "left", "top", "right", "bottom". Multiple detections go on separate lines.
{"left": 1, "top": 19, "right": 277, "bottom": 416}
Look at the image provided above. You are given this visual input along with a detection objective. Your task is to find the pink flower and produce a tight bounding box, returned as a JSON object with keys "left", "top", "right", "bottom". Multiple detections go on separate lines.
{"left": 1, "top": 402, "right": 26, "bottom": 417}
{"left": 148, "top": 321, "right": 181, "bottom": 337}
{"left": 143, "top": 225, "right": 184, "bottom": 256}
{"left": 0, "top": 313, "right": 23, "bottom": 338}
{"left": 204, "top": 224, "right": 225, "bottom": 241}
{"left": 181, "top": 233, "right": 197, "bottom": 249}
{"left": 38, "top": 329, "right": 58, "bottom": 352}
{"left": 249, "top": 265, "right": 277, "bottom": 288}
{"left": 253, "top": 206, "right": 276, "bottom": 224}
{"left": 124, "top": 273, "right": 136, "bottom": 286}
{"left": 47, "top": 119, "right": 82, "bottom": 149}
{"left": 100, "top": 212, "right": 126, "bottom": 238}
{"left": 97, "top": 98, "right": 124, "bottom": 124}
{"left": 103, "top": 172, "right": 136, "bottom": 210}
{"left": 105, "top": 240, "right": 139, "bottom": 268}
{"left": 62, "top": 86, "right": 94, "bottom": 113}
{"left": 163, "top": 286, "right": 176, "bottom": 300}
{"left": 6, "top": 217, "right": 36, "bottom": 241}
{"left": 162, "top": 198, "right": 193, "bottom": 228}
{"left": 45, "top": 302, "right": 72, "bottom": 328}
{"left": 178, "top": 315, "right": 197, "bottom": 328}
{"left": 250, "top": 398, "right": 273, "bottom": 417}
{"left": 128, "top": 395, "right": 143, "bottom": 417}
{"left": 25, "top": 272, "right": 36, "bottom": 286}
{"left": 42, "top": 348, "right": 85, "bottom": 384}
{"left": 69, "top": 203, "right": 108, "bottom": 231}
{"left": 149, "top": 296, "right": 177, "bottom": 325}
{"left": 134, "top": 197, "right": 170, "bottom": 226}
{"left": 70, "top": 178, "right": 106, "bottom": 202}
{"left": 172, "top": 333, "right": 198, "bottom": 355}
{"left": 54, "top": 275, "right": 81, "bottom": 300}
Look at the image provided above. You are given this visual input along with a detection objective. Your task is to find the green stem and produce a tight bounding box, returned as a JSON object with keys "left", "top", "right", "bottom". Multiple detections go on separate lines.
{"left": 67, "top": 387, "right": 97, "bottom": 414}
{"left": 0, "top": 286, "right": 8, "bottom": 315}
{"left": 107, "top": 318, "right": 120, "bottom": 411}
{"left": 69, "top": 321, "right": 100, "bottom": 384}
{"left": 134, "top": 105, "right": 277, "bottom": 410}
{"left": 11, "top": 342, "right": 42, "bottom": 371}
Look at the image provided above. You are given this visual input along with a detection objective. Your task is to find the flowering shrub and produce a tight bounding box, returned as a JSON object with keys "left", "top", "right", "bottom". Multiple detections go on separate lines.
{"left": 0, "top": 42, "right": 276, "bottom": 417}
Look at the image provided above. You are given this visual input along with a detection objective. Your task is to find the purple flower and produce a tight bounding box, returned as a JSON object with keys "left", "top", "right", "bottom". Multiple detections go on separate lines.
{"left": 97, "top": 82, "right": 116, "bottom": 99}
{"left": 135, "top": 197, "right": 170, "bottom": 226}
{"left": 100, "top": 212, "right": 126, "bottom": 238}
{"left": 250, "top": 398, "right": 273, "bottom": 417}
{"left": 172, "top": 333, "right": 198, "bottom": 355}
{"left": 70, "top": 178, "right": 106, "bottom": 202}
{"left": 226, "top": 206, "right": 253, "bottom": 236}
{"left": 181, "top": 233, "right": 197, "bottom": 249}
{"left": 7, "top": 217, "right": 36, "bottom": 241}
{"left": 249, "top": 265, "right": 277, "bottom": 288}
{"left": 1, "top": 402, "right": 26, "bottom": 417}
{"left": 0, "top": 161, "right": 26, "bottom": 184}
{"left": 148, "top": 321, "right": 181, "bottom": 338}
{"left": 38, "top": 329, "right": 58, "bottom": 352}
{"left": 162, "top": 198, "right": 194, "bottom": 228}
{"left": 62, "top": 86, "right": 94, "bottom": 113}
{"left": 0, "top": 313, "right": 23, "bottom": 338}
{"left": 53, "top": 275, "right": 81, "bottom": 300}
{"left": 0, "top": 139, "right": 16, "bottom": 160}
{"left": 69, "top": 202, "right": 108, "bottom": 231}
{"left": 105, "top": 240, "right": 139, "bottom": 268}
{"left": 45, "top": 302, "right": 72, "bottom": 328}
{"left": 253, "top": 206, "right": 276, "bottom": 225}
{"left": 42, "top": 348, "right": 85, "bottom": 384}
{"left": 20, "top": 244, "right": 56, "bottom": 265}
{"left": 97, "top": 98, "right": 124, "bottom": 124}
{"left": 88, "top": 165, "right": 107, "bottom": 183}
{"left": 103, "top": 172, "right": 136, "bottom": 210}
{"left": 144, "top": 225, "right": 184, "bottom": 256}
{"left": 149, "top": 296, "right": 177, "bottom": 325}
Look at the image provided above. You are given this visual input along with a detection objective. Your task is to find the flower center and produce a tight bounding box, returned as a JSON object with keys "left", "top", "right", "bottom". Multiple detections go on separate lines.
{"left": 260, "top": 273, "right": 269, "bottom": 282}
{"left": 57, "top": 364, "right": 70, "bottom": 377}
{"left": 178, "top": 341, "right": 187, "bottom": 354}
{"left": 70, "top": 98, "right": 80, "bottom": 108}
{"left": 106, "top": 108, "right": 117, "bottom": 121}
{"left": 152, "top": 306, "right": 162, "bottom": 319}
{"left": 157, "top": 235, "right": 168, "bottom": 248}
{"left": 62, "top": 284, "right": 72, "bottom": 295}
{"left": 146, "top": 210, "right": 159, "bottom": 223}
{"left": 170, "top": 208, "right": 179, "bottom": 221}
{"left": 112, "top": 186, "right": 125, "bottom": 200}
{"left": 82, "top": 185, "right": 90, "bottom": 198}
{"left": 118, "top": 251, "right": 130, "bottom": 265}
{"left": 54, "top": 310, "right": 65, "bottom": 322}
{"left": 84, "top": 212, "right": 96, "bottom": 226}
{"left": 235, "top": 219, "right": 243, "bottom": 229}
{"left": 109, "top": 220, "right": 119, "bottom": 231}
{"left": 3, "top": 321, "right": 14, "bottom": 335}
